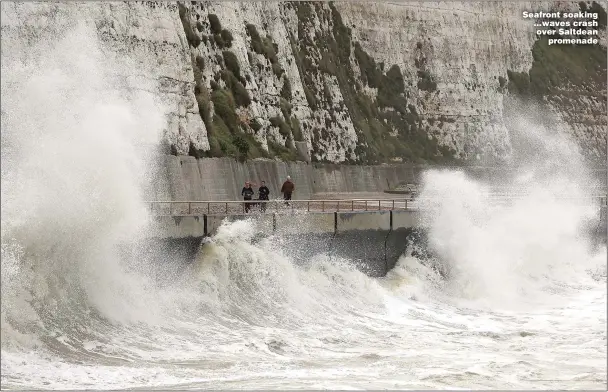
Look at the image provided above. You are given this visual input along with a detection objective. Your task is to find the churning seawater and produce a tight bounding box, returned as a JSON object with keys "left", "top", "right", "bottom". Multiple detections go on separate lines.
{"left": 1, "top": 7, "right": 606, "bottom": 390}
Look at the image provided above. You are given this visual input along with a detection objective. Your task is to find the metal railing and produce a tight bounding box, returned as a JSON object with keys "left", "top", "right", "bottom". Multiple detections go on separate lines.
{"left": 145, "top": 198, "right": 412, "bottom": 216}
{"left": 145, "top": 195, "right": 607, "bottom": 216}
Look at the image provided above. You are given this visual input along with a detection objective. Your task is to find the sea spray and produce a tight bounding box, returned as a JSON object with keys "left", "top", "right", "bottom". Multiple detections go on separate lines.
{"left": 1, "top": 17, "right": 169, "bottom": 345}
{"left": 410, "top": 118, "right": 604, "bottom": 309}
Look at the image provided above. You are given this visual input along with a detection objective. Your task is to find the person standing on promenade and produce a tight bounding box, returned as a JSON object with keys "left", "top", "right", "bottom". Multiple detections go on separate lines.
{"left": 241, "top": 181, "right": 255, "bottom": 213}
{"left": 280, "top": 176, "right": 295, "bottom": 205}
{"left": 258, "top": 181, "right": 270, "bottom": 212}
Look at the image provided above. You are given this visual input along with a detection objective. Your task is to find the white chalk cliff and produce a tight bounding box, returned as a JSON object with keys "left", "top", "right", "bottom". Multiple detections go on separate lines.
{"left": 1, "top": 1, "right": 605, "bottom": 164}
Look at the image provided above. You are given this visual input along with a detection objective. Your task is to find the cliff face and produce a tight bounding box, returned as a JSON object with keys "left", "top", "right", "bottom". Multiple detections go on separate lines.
{"left": 1, "top": 1, "right": 207, "bottom": 153}
{"left": 2, "top": 1, "right": 606, "bottom": 165}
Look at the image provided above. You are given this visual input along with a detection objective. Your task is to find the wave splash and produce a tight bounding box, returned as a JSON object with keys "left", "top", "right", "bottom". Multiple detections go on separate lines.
{"left": 1, "top": 16, "right": 168, "bottom": 357}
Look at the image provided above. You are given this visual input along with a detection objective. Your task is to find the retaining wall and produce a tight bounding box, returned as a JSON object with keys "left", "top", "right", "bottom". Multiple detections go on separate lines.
{"left": 140, "top": 204, "right": 606, "bottom": 277}
{"left": 145, "top": 155, "right": 608, "bottom": 202}
{"left": 145, "top": 210, "right": 422, "bottom": 277}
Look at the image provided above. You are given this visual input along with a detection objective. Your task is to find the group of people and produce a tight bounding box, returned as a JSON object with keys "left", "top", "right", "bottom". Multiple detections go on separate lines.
{"left": 241, "top": 176, "right": 295, "bottom": 213}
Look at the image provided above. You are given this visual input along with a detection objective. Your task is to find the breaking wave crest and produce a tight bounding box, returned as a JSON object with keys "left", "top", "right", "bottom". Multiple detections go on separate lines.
{"left": 408, "top": 168, "right": 604, "bottom": 309}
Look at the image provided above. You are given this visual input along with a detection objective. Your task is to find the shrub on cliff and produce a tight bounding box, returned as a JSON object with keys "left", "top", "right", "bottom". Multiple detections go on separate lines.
{"left": 208, "top": 14, "right": 222, "bottom": 34}
{"left": 294, "top": 2, "right": 313, "bottom": 23}
{"left": 178, "top": 3, "right": 201, "bottom": 48}
{"left": 210, "top": 115, "right": 237, "bottom": 157}
{"left": 279, "top": 98, "right": 292, "bottom": 119}
{"left": 270, "top": 116, "right": 291, "bottom": 138}
{"left": 250, "top": 118, "right": 262, "bottom": 132}
{"left": 281, "top": 77, "right": 292, "bottom": 100}
{"left": 188, "top": 142, "right": 206, "bottom": 159}
{"left": 221, "top": 29, "right": 233, "bottom": 48}
{"left": 220, "top": 70, "right": 251, "bottom": 107}
{"left": 208, "top": 136, "right": 223, "bottom": 157}
{"left": 272, "top": 63, "right": 284, "bottom": 78}
{"left": 354, "top": 42, "right": 382, "bottom": 88}
{"left": 233, "top": 134, "right": 250, "bottom": 158}
{"left": 213, "top": 34, "right": 225, "bottom": 48}
{"left": 191, "top": 56, "right": 203, "bottom": 83}
{"left": 246, "top": 24, "right": 264, "bottom": 54}
{"left": 291, "top": 117, "right": 303, "bottom": 142}
{"left": 378, "top": 65, "right": 407, "bottom": 111}
{"left": 194, "top": 82, "right": 212, "bottom": 129}
{"left": 195, "top": 55, "right": 205, "bottom": 72}
{"left": 222, "top": 51, "right": 242, "bottom": 80}
{"left": 211, "top": 89, "right": 238, "bottom": 132}
{"left": 303, "top": 86, "right": 318, "bottom": 110}
{"left": 245, "top": 23, "right": 282, "bottom": 74}
{"left": 417, "top": 70, "right": 437, "bottom": 92}
{"left": 268, "top": 140, "right": 297, "bottom": 161}
{"left": 329, "top": 3, "right": 351, "bottom": 63}
{"left": 528, "top": 36, "right": 606, "bottom": 97}
{"left": 258, "top": 35, "right": 280, "bottom": 66}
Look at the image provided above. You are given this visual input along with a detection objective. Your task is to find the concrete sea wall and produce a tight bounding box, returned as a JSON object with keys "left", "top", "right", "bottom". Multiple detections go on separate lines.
{"left": 146, "top": 209, "right": 422, "bottom": 277}
{"left": 145, "top": 154, "right": 607, "bottom": 202}
{"left": 138, "top": 205, "right": 606, "bottom": 277}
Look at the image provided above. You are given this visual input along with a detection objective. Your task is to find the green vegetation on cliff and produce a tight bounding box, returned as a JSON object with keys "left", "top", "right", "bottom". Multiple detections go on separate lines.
{"left": 507, "top": 1, "right": 606, "bottom": 98}
{"left": 177, "top": 12, "right": 270, "bottom": 161}
{"left": 289, "top": 1, "right": 452, "bottom": 164}
{"left": 505, "top": 1, "right": 607, "bottom": 162}
{"left": 507, "top": 38, "right": 605, "bottom": 99}
{"left": 244, "top": 22, "right": 300, "bottom": 159}
{"left": 246, "top": 24, "right": 284, "bottom": 78}
{"left": 208, "top": 14, "right": 234, "bottom": 49}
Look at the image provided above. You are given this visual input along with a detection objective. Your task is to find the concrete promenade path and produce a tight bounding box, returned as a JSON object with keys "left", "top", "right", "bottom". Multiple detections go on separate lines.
{"left": 149, "top": 189, "right": 606, "bottom": 216}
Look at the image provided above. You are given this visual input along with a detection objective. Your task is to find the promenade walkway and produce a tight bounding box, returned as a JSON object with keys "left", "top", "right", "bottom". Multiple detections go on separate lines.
{"left": 147, "top": 193, "right": 607, "bottom": 216}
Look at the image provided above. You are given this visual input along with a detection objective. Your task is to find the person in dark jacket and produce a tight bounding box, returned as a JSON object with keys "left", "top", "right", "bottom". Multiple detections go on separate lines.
{"left": 258, "top": 181, "right": 270, "bottom": 212}
{"left": 280, "top": 176, "right": 295, "bottom": 205}
{"left": 241, "top": 181, "right": 255, "bottom": 213}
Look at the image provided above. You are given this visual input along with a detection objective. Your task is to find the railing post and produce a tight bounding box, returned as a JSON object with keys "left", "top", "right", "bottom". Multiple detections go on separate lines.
{"left": 307, "top": 201, "right": 310, "bottom": 212}
{"left": 392, "top": 200, "right": 395, "bottom": 210}
{"left": 322, "top": 201, "right": 325, "bottom": 212}
{"left": 207, "top": 202, "right": 210, "bottom": 215}
{"left": 405, "top": 199, "right": 408, "bottom": 209}
{"left": 365, "top": 200, "right": 367, "bottom": 211}
{"left": 225, "top": 202, "right": 228, "bottom": 214}
{"left": 188, "top": 202, "right": 191, "bottom": 215}
{"left": 378, "top": 200, "right": 380, "bottom": 210}
{"left": 337, "top": 200, "right": 340, "bottom": 212}
{"left": 351, "top": 200, "right": 354, "bottom": 211}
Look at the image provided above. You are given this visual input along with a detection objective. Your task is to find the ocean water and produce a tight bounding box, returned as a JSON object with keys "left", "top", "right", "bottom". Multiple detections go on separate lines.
{"left": 1, "top": 5, "right": 606, "bottom": 390}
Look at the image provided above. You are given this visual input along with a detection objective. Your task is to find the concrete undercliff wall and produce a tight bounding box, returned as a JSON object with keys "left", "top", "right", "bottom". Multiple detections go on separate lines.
{"left": 144, "top": 209, "right": 424, "bottom": 277}
{"left": 3, "top": 1, "right": 605, "bottom": 166}
{"left": 145, "top": 155, "right": 608, "bottom": 202}
{"left": 130, "top": 205, "right": 605, "bottom": 277}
